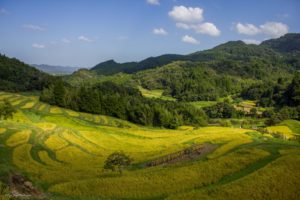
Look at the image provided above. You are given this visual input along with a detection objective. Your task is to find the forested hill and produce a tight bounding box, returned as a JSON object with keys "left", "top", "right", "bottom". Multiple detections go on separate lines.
{"left": 90, "top": 33, "right": 300, "bottom": 75}
{"left": 0, "top": 54, "right": 55, "bottom": 91}
{"left": 260, "top": 33, "right": 300, "bottom": 53}
{"left": 91, "top": 54, "right": 185, "bottom": 75}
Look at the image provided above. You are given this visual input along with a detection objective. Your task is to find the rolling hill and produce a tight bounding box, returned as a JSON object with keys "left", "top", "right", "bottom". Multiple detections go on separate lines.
{"left": 89, "top": 33, "right": 300, "bottom": 76}
{"left": 32, "top": 64, "right": 81, "bottom": 75}
{"left": 0, "top": 54, "right": 55, "bottom": 91}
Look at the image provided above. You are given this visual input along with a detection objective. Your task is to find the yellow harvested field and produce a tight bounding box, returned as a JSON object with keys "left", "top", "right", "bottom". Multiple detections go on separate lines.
{"left": 50, "top": 106, "right": 63, "bottom": 114}
{"left": 6, "top": 130, "right": 31, "bottom": 147}
{"left": 1, "top": 92, "right": 299, "bottom": 200}
{"left": 45, "top": 134, "right": 69, "bottom": 151}
{"left": 65, "top": 109, "right": 80, "bottom": 117}
{"left": 21, "top": 101, "right": 36, "bottom": 109}
{"left": 0, "top": 128, "right": 6, "bottom": 134}
{"left": 38, "top": 151, "right": 62, "bottom": 167}
{"left": 168, "top": 155, "right": 300, "bottom": 200}
{"left": 49, "top": 148, "right": 269, "bottom": 198}
{"left": 267, "top": 126, "right": 294, "bottom": 139}
{"left": 35, "top": 122, "right": 57, "bottom": 131}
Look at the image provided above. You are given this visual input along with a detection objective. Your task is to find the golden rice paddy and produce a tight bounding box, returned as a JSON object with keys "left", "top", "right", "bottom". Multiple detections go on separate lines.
{"left": 0, "top": 91, "right": 299, "bottom": 199}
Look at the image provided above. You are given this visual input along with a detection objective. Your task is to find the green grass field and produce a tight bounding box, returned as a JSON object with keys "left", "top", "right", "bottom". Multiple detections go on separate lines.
{"left": 138, "top": 86, "right": 176, "bottom": 101}
{"left": 0, "top": 91, "right": 299, "bottom": 200}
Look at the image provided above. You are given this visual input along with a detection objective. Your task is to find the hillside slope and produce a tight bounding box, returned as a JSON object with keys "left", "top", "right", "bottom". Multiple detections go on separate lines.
{"left": 0, "top": 54, "right": 55, "bottom": 91}
{"left": 89, "top": 33, "right": 300, "bottom": 76}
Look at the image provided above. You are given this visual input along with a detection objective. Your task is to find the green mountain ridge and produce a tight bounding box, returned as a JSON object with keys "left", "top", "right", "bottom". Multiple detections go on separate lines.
{"left": 90, "top": 33, "right": 300, "bottom": 75}
{"left": 0, "top": 54, "right": 55, "bottom": 91}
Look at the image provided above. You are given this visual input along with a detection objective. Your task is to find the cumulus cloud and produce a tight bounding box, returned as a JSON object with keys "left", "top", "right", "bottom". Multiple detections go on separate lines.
{"left": 236, "top": 23, "right": 260, "bottom": 35}
{"left": 242, "top": 39, "right": 261, "bottom": 45}
{"left": 32, "top": 43, "right": 45, "bottom": 49}
{"left": 23, "top": 24, "right": 45, "bottom": 31}
{"left": 153, "top": 28, "right": 168, "bottom": 35}
{"left": 260, "top": 22, "right": 288, "bottom": 38}
{"left": 147, "top": 0, "right": 160, "bottom": 5}
{"left": 176, "top": 23, "right": 191, "bottom": 30}
{"left": 193, "top": 22, "right": 220, "bottom": 36}
{"left": 236, "top": 21, "right": 288, "bottom": 38}
{"left": 170, "top": 6, "right": 220, "bottom": 37}
{"left": 61, "top": 38, "right": 71, "bottom": 44}
{"left": 182, "top": 35, "right": 199, "bottom": 45}
{"left": 176, "top": 22, "right": 220, "bottom": 37}
{"left": 169, "top": 6, "right": 203, "bottom": 23}
{"left": 78, "top": 35, "right": 93, "bottom": 42}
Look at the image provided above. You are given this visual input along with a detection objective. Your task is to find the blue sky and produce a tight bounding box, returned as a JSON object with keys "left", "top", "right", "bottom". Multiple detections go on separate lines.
{"left": 0, "top": 0, "right": 299, "bottom": 67}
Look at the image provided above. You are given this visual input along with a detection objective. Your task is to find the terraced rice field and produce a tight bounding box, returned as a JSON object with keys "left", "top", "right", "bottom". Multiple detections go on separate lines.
{"left": 0, "top": 91, "right": 299, "bottom": 200}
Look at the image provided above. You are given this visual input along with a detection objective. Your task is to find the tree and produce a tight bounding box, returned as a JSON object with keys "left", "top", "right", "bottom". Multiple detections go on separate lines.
{"left": 0, "top": 99, "right": 16, "bottom": 120}
{"left": 250, "top": 108, "right": 257, "bottom": 117}
{"left": 284, "top": 72, "right": 300, "bottom": 106}
{"left": 104, "top": 152, "right": 132, "bottom": 174}
{"left": 53, "top": 79, "right": 65, "bottom": 107}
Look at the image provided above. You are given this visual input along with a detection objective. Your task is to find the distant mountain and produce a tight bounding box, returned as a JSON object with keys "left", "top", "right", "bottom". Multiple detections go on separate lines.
{"left": 0, "top": 54, "right": 55, "bottom": 91}
{"left": 260, "top": 33, "right": 300, "bottom": 53}
{"left": 91, "top": 54, "right": 186, "bottom": 75}
{"left": 32, "top": 64, "right": 81, "bottom": 75}
{"left": 90, "top": 33, "right": 300, "bottom": 75}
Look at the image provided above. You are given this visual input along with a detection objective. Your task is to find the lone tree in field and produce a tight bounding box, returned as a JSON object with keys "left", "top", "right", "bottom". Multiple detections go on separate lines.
{"left": 0, "top": 99, "right": 16, "bottom": 120}
{"left": 104, "top": 152, "right": 132, "bottom": 174}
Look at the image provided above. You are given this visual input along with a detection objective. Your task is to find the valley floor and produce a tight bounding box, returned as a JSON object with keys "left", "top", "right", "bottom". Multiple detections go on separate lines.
{"left": 0, "top": 92, "right": 300, "bottom": 200}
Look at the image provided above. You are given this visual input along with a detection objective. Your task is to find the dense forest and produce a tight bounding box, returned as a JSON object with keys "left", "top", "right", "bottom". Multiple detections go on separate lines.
{"left": 1, "top": 34, "right": 299, "bottom": 128}
{"left": 40, "top": 81, "right": 207, "bottom": 128}
{"left": 0, "top": 54, "right": 55, "bottom": 91}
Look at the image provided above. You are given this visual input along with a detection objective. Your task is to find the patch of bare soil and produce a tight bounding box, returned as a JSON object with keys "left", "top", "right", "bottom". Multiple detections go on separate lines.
{"left": 9, "top": 174, "right": 46, "bottom": 199}
{"left": 146, "top": 143, "right": 217, "bottom": 167}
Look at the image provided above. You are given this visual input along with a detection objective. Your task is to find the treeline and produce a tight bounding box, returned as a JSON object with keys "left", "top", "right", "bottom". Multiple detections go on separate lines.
{"left": 0, "top": 54, "right": 55, "bottom": 91}
{"left": 203, "top": 101, "right": 245, "bottom": 119}
{"left": 40, "top": 81, "right": 207, "bottom": 129}
{"left": 134, "top": 62, "right": 247, "bottom": 101}
{"left": 241, "top": 72, "right": 300, "bottom": 107}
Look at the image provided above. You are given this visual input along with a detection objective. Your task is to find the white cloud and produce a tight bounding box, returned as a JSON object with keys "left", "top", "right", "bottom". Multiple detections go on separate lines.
{"left": 32, "top": 43, "right": 45, "bottom": 49}
{"left": 236, "top": 23, "right": 260, "bottom": 35}
{"left": 193, "top": 22, "right": 220, "bottom": 36}
{"left": 153, "top": 28, "right": 168, "bottom": 35}
{"left": 169, "top": 6, "right": 203, "bottom": 23}
{"left": 260, "top": 22, "right": 288, "bottom": 38}
{"left": 78, "top": 35, "right": 93, "bottom": 42}
{"left": 176, "top": 23, "right": 191, "bottom": 30}
{"left": 242, "top": 39, "right": 261, "bottom": 45}
{"left": 182, "top": 35, "right": 199, "bottom": 45}
{"left": 147, "top": 0, "right": 160, "bottom": 5}
{"left": 61, "top": 38, "right": 71, "bottom": 44}
{"left": 236, "top": 21, "right": 288, "bottom": 38}
{"left": 176, "top": 22, "right": 220, "bottom": 37}
{"left": 23, "top": 24, "right": 45, "bottom": 31}
{"left": 0, "top": 8, "right": 9, "bottom": 15}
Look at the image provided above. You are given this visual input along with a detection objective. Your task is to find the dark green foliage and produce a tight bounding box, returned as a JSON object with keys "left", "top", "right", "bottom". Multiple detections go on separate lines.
{"left": 0, "top": 54, "right": 55, "bottom": 91}
{"left": 40, "top": 78, "right": 66, "bottom": 107}
{"left": 91, "top": 54, "right": 186, "bottom": 75}
{"left": 241, "top": 73, "right": 299, "bottom": 108}
{"left": 260, "top": 33, "right": 300, "bottom": 53}
{"left": 283, "top": 72, "right": 300, "bottom": 106}
{"left": 0, "top": 99, "right": 16, "bottom": 120}
{"left": 134, "top": 62, "right": 246, "bottom": 101}
{"left": 40, "top": 81, "right": 207, "bottom": 129}
{"left": 89, "top": 34, "right": 300, "bottom": 78}
{"left": 264, "top": 106, "right": 300, "bottom": 126}
{"left": 104, "top": 152, "right": 132, "bottom": 174}
{"left": 204, "top": 102, "right": 244, "bottom": 118}
{"left": 53, "top": 79, "right": 66, "bottom": 107}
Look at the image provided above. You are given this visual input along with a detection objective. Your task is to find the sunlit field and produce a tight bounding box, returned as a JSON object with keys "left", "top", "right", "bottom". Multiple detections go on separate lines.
{"left": 0, "top": 91, "right": 299, "bottom": 200}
